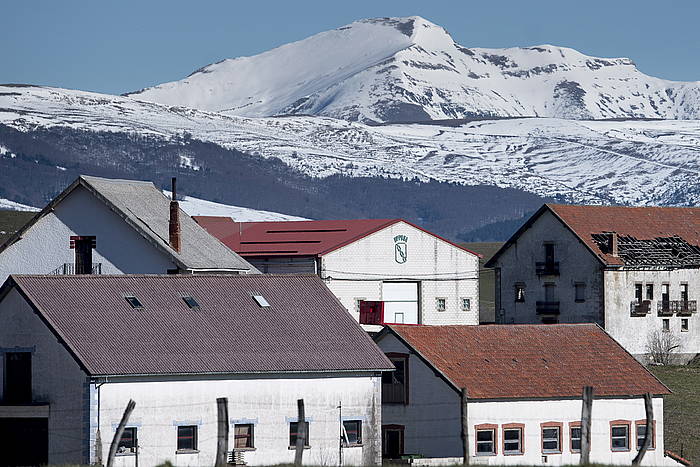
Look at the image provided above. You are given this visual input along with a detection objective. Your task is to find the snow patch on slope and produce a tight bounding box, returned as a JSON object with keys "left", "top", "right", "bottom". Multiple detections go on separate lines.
{"left": 162, "top": 191, "right": 307, "bottom": 221}
{"left": 0, "top": 198, "right": 40, "bottom": 211}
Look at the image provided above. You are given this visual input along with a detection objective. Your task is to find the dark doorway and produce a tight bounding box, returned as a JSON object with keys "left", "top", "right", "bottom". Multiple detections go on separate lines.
{"left": 0, "top": 418, "right": 48, "bottom": 466}
{"left": 73, "top": 237, "right": 95, "bottom": 274}
{"left": 382, "top": 425, "right": 404, "bottom": 459}
{"left": 4, "top": 352, "right": 31, "bottom": 404}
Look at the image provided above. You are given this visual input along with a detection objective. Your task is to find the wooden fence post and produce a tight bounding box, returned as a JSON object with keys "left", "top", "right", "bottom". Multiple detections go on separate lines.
{"left": 461, "top": 388, "right": 470, "bottom": 465}
{"left": 632, "top": 393, "right": 654, "bottom": 466}
{"left": 106, "top": 399, "right": 135, "bottom": 467}
{"left": 215, "top": 397, "right": 229, "bottom": 467}
{"left": 294, "top": 398, "right": 306, "bottom": 466}
{"left": 581, "top": 386, "right": 593, "bottom": 465}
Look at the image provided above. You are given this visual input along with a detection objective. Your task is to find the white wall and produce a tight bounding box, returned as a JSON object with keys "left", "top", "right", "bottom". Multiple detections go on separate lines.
{"left": 99, "top": 373, "right": 382, "bottom": 467}
{"left": 322, "top": 221, "right": 479, "bottom": 325}
{"left": 0, "top": 185, "right": 176, "bottom": 284}
{"left": 0, "top": 287, "right": 90, "bottom": 465}
{"left": 604, "top": 269, "right": 700, "bottom": 359}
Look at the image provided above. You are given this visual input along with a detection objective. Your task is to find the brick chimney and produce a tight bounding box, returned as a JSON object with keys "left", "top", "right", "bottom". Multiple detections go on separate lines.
{"left": 604, "top": 231, "right": 618, "bottom": 257}
{"left": 169, "top": 177, "right": 181, "bottom": 252}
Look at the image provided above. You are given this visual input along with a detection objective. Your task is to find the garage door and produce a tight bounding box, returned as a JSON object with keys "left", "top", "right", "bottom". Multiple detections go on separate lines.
{"left": 0, "top": 417, "right": 48, "bottom": 466}
{"left": 382, "top": 282, "right": 419, "bottom": 324}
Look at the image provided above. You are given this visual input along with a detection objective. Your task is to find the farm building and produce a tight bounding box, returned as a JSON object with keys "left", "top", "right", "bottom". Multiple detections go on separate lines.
{"left": 0, "top": 274, "right": 392, "bottom": 466}
{"left": 0, "top": 175, "right": 257, "bottom": 284}
{"left": 374, "top": 324, "right": 680, "bottom": 466}
{"left": 485, "top": 204, "right": 700, "bottom": 363}
{"left": 194, "top": 217, "right": 480, "bottom": 327}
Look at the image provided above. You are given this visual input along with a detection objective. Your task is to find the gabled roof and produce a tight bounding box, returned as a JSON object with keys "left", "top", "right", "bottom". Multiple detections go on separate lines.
{"left": 485, "top": 204, "right": 700, "bottom": 268}
{"left": 4, "top": 274, "right": 393, "bottom": 376}
{"left": 0, "top": 176, "right": 256, "bottom": 273}
{"left": 193, "top": 217, "right": 480, "bottom": 258}
{"left": 377, "top": 324, "right": 670, "bottom": 400}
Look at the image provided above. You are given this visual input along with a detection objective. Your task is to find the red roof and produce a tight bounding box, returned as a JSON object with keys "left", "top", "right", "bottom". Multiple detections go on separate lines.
{"left": 548, "top": 204, "right": 700, "bottom": 266}
{"left": 384, "top": 324, "right": 670, "bottom": 400}
{"left": 193, "top": 217, "right": 479, "bottom": 257}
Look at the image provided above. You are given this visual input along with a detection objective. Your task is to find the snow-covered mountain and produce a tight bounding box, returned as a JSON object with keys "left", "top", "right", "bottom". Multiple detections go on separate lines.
{"left": 2, "top": 84, "right": 700, "bottom": 207}
{"left": 0, "top": 198, "right": 40, "bottom": 211}
{"left": 162, "top": 191, "right": 306, "bottom": 221}
{"left": 129, "top": 16, "right": 700, "bottom": 123}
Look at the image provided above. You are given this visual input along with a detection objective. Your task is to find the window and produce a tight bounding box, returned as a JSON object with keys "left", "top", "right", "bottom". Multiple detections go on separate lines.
{"left": 177, "top": 425, "right": 197, "bottom": 451}
{"left": 475, "top": 426, "right": 496, "bottom": 455}
{"left": 544, "top": 243, "right": 555, "bottom": 265}
{"left": 71, "top": 235, "right": 96, "bottom": 274}
{"left": 570, "top": 425, "right": 582, "bottom": 452}
{"left": 646, "top": 284, "right": 654, "bottom": 301}
{"left": 354, "top": 298, "right": 367, "bottom": 314}
{"left": 575, "top": 283, "right": 586, "bottom": 302}
{"left": 515, "top": 283, "right": 526, "bottom": 302}
{"left": 3, "top": 352, "right": 32, "bottom": 404}
{"left": 635, "top": 283, "right": 643, "bottom": 303}
{"left": 234, "top": 424, "right": 254, "bottom": 449}
{"left": 461, "top": 297, "right": 471, "bottom": 311}
{"left": 182, "top": 296, "right": 200, "bottom": 310}
{"left": 503, "top": 425, "right": 523, "bottom": 455}
{"left": 541, "top": 424, "right": 561, "bottom": 453}
{"left": 289, "top": 421, "right": 309, "bottom": 447}
{"left": 611, "top": 423, "right": 630, "bottom": 451}
{"left": 436, "top": 298, "right": 446, "bottom": 311}
{"left": 681, "top": 284, "right": 689, "bottom": 303}
{"left": 124, "top": 296, "right": 143, "bottom": 309}
{"left": 382, "top": 354, "right": 408, "bottom": 404}
{"left": 117, "top": 427, "right": 137, "bottom": 454}
{"left": 662, "top": 319, "right": 670, "bottom": 332}
{"left": 252, "top": 295, "right": 270, "bottom": 307}
{"left": 662, "top": 283, "right": 670, "bottom": 303}
{"left": 635, "top": 421, "right": 655, "bottom": 450}
{"left": 681, "top": 318, "right": 689, "bottom": 332}
{"left": 342, "top": 420, "right": 362, "bottom": 446}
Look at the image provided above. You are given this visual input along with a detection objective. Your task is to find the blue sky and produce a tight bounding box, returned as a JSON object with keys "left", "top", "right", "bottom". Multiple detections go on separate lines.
{"left": 2, "top": 0, "right": 699, "bottom": 95}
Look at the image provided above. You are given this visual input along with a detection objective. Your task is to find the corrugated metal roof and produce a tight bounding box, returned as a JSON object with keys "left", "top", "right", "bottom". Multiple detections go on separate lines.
{"left": 194, "top": 217, "right": 480, "bottom": 258}
{"left": 383, "top": 324, "right": 670, "bottom": 399}
{"left": 10, "top": 274, "right": 393, "bottom": 376}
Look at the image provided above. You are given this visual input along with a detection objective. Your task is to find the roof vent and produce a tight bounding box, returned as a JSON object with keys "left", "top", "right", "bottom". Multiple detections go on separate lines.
{"left": 125, "top": 296, "right": 143, "bottom": 309}
{"left": 182, "top": 295, "right": 200, "bottom": 310}
{"left": 252, "top": 295, "right": 270, "bottom": 307}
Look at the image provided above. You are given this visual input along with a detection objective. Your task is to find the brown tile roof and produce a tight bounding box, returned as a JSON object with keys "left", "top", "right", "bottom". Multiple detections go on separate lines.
{"left": 384, "top": 324, "right": 670, "bottom": 399}
{"left": 548, "top": 204, "right": 700, "bottom": 266}
{"left": 7, "top": 274, "right": 393, "bottom": 376}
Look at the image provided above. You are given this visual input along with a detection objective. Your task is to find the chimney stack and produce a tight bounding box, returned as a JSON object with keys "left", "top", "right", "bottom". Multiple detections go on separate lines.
{"left": 605, "top": 231, "right": 618, "bottom": 257}
{"left": 169, "top": 177, "right": 181, "bottom": 252}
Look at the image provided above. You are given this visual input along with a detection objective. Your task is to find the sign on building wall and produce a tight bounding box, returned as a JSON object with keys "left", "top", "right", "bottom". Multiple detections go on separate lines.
{"left": 394, "top": 235, "right": 408, "bottom": 264}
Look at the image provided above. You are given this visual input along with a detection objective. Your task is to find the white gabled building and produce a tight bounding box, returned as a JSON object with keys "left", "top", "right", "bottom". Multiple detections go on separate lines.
{"left": 0, "top": 274, "right": 392, "bottom": 466}
{"left": 195, "top": 217, "right": 480, "bottom": 327}
{"left": 0, "top": 175, "right": 257, "bottom": 284}
{"left": 485, "top": 204, "right": 700, "bottom": 363}
{"left": 374, "top": 324, "right": 681, "bottom": 466}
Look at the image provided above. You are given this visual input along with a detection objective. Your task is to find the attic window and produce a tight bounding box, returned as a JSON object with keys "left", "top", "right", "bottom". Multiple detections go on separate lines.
{"left": 125, "top": 296, "right": 143, "bottom": 309}
{"left": 182, "top": 296, "right": 200, "bottom": 310}
{"left": 252, "top": 295, "right": 270, "bottom": 307}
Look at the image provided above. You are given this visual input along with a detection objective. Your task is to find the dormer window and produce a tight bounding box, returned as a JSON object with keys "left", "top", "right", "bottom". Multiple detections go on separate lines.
{"left": 182, "top": 296, "right": 200, "bottom": 310}
{"left": 252, "top": 295, "right": 270, "bottom": 307}
{"left": 125, "top": 296, "right": 143, "bottom": 309}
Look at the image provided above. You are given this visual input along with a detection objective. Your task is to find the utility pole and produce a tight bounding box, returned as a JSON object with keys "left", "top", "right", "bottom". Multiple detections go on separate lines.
{"left": 106, "top": 399, "right": 135, "bottom": 467}
{"left": 215, "top": 397, "right": 229, "bottom": 467}
{"left": 580, "top": 386, "right": 594, "bottom": 465}
{"left": 632, "top": 393, "right": 654, "bottom": 466}
{"left": 461, "top": 388, "right": 469, "bottom": 466}
{"left": 338, "top": 401, "right": 343, "bottom": 467}
{"left": 295, "top": 399, "right": 306, "bottom": 466}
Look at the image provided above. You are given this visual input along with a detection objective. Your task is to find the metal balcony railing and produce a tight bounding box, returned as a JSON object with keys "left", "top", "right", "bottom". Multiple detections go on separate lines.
{"left": 658, "top": 300, "right": 697, "bottom": 316}
{"left": 536, "top": 262, "right": 560, "bottom": 276}
{"left": 536, "top": 301, "right": 560, "bottom": 315}
{"left": 630, "top": 300, "right": 651, "bottom": 316}
{"left": 50, "top": 263, "right": 102, "bottom": 275}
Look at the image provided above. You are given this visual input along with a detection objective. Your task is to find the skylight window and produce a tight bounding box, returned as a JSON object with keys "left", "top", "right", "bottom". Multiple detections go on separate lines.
{"left": 182, "top": 296, "right": 200, "bottom": 310}
{"left": 125, "top": 296, "right": 143, "bottom": 309}
{"left": 252, "top": 295, "right": 270, "bottom": 307}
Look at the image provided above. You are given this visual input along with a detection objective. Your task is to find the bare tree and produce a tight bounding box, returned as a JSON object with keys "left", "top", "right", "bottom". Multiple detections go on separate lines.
{"left": 646, "top": 330, "right": 680, "bottom": 365}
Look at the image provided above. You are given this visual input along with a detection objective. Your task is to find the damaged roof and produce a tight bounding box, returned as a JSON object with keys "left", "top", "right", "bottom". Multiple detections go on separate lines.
{"left": 5, "top": 274, "right": 393, "bottom": 376}
{"left": 379, "top": 324, "right": 671, "bottom": 399}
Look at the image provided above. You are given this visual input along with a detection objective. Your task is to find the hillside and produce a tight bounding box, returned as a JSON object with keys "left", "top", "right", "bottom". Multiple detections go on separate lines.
{"left": 130, "top": 16, "right": 700, "bottom": 123}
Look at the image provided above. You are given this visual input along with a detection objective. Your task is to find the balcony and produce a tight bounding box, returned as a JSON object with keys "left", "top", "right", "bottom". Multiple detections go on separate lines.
{"left": 536, "top": 262, "right": 560, "bottom": 276}
{"left": 658, "top": 300, "right": 697, "bottom": 316}
{"left": 50, "top": 263, "right": 102, "bottom": 275}
{"left": 630, "top": 300, "right": 651, "bottom": 316}
{"left": 536, "top": 301, "right": 560, "bottom": 315}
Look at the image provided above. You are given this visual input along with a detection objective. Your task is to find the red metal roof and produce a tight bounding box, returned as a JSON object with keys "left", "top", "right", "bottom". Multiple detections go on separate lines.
{"left": 384, "top": 324, "right": 670, "bottom": 400}
{"left": 193, "top": 217, "right": 480, "bottom": 257}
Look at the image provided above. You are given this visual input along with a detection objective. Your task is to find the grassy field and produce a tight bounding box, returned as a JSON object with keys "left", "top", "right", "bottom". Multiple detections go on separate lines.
{"left": 462, "top": 242, "right": 503, "bottom": 323}
{"left": 650, "top": 364, "right": 700, "bottom": 465}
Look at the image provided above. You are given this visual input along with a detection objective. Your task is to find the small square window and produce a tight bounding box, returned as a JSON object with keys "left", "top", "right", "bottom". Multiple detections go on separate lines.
{"left": 124, "top": 296, "right": 143, "bottom": 309}
{"left": 636, "top": 423, "right": 655, "bottom": 450}
{"left": 182, "top": 296, "right": 200, "bottom": 310}
{"left": 503, "top": 428, "right": 522, "bottom": 454}
{"left": 611, "top": 424, "right": 630, "bottom": 451}
{"left": 662, "top": 319, "right": 670, "bottom": 332}
{"left": 570, "top": 426, "right": 581, "bottom": 452}
{"left": 342, "top": 420, "right": 362, "bottom": 446}
{"left": 117, "top": 427, "right": 137, "bottom": 454}
{"left": 681, "top": 319, "right": 689, "bottom": 332}
{"left": 461, "top": 298, "right": 471, "bottom": 311}
{"left": 515, "top": 284, "right": 525, "bottom": 302}
{"left": 177, "top": 425, "right": 197, "bottom": 451}
{"left": 542, "top": 426, "right": 560, "bottom": 453}
{"left": 234, "top": 424, "right": 254, "bottom": 449}
{"left": 289, "top": 421, "right": 310, "bottom": 448}
{"left": 476, "top": 429, "right": 495, "bottom": 455}
{"left": 436, "top": 298, "right": 446, "bottom": 311}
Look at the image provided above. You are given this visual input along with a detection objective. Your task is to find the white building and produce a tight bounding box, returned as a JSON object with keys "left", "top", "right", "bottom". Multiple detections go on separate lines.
{"left": 195, "top": 217, "right": 480, "bottom": 327}
{"left": 0, "top": 175, "right": 257, "bottom": 284}
{"left": 485, "top": 204, "right": 700, "bottom": 363}
{"left": 0, "top": 274, "right": 392, "bottom": 466}
{"left": 374, "top": 323, "right": 681, "bottom": 466}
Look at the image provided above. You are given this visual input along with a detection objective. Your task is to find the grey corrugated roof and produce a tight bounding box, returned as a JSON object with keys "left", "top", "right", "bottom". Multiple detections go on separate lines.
{"left": 80, "top": 176, "right": 255, "bottom": 272}
{"left": 9, "top": 274, "right": 393, "bottom": 376}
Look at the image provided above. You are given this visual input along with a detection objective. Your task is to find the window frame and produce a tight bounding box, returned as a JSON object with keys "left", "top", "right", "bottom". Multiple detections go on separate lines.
{"left": 635, "top": 420, "right": 655, "bottom": 451}
{"left": 461, "top": 297, "right": 471, "bottom": 311}
{"left": 176, "top": 425, "right": 198, "bottom": 452}
{"left": 646, "top": 283, "right": 654, "bottom": 301}
{"left": 662, "top": 318, "right": 670, "bottom": 332}
{"left": 610, "top": 420, "right": 631, "bottom": 452}
{"left": 289, "top": 421, "right": 310, "bottom": 448}
{"left": 117, "top": 427, "right": 137, "bottom": 455}
{"left": 474, "top": 424, "right": 497, "bottom": 456}
{"left": 540, "top": 422, "right": 562, "bottom": 454}
{"left": 233, "top": 423, "right": 255, "bottom": 450}
{"left": 382, "top": 353, "right": 409, "bottom": 405}
{"left": 502, "top": 423, "right": 524, "bottom": 456}
{"left": 342, "top": 420, "right": 363, "bottom": 447}
{"left": 575, "top": 282, "right": 586, "bottom": 303}
{"left": 681, "top": 318, "right": 689, "bottom": 332}
{"left": 515, "top": 283, "right": 526, "bottom": 303}
{"left": 569, "top": 422, "right": 582, "bottom": 453}
{"left": 436, "top": 297, "right": 446, "bottom": 312}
